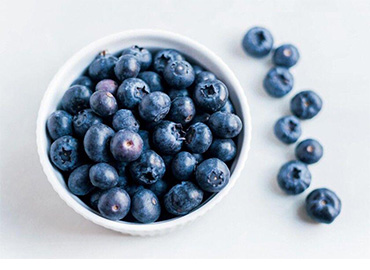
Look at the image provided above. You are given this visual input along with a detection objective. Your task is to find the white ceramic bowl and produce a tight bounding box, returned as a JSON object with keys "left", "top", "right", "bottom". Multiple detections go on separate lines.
{"left": 36, "top": 29, "right": 252, "bottom": 236}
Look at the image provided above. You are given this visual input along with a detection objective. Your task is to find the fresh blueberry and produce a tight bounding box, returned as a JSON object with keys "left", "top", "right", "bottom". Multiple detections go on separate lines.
{"left": 88, "top": 51, "right": 117, "bottom": 81}
{"left": 295, "top": 139, "right": 323, "bottom": 164}
{"left": 263, "top": 67, "right": 294, "bottom": 98}
{"left": 138, "top": 92, "right": 171, "bottom": 122}
{"left": 168, "top": 97, "right": 196, "bottom": 125}
{"left": 242, "top": 26, "right": 274, "bottom": 58}
{"left": 117, "top": 78, "right": 150, "bottom": 109}
{"left": 129, "top": 150, "right": 165, "bottom": 185}
{"left": 47, "top": 110, "right": 73, "bottom": 140}
{"left": 148, "top": 179, "right": 168, "bottom": 198}
{"left": 193, "top": 153, "right": 204, "bottom": 164}
{"left": 152, "top": 121, "right": 184, "bottom": 155}
{"left": 121, "top": 45, "right": 152, "bottom": 70}
{"left": 290, "top": 90, "right": 323, "bottom": 120}
{"left": 72, "top": 109, "right": 103, "bottom": 138}
{"left": 137, "top": 71, "right": 164, "bottom": 92}
{"left": 67, "top": 164, "right": 94, "bottom": 196}
{"left": 153, "top": 49, "right": 184, "bottom": 74}
{"left": 208, "top": 111, "right": 242, "bottom": 139}
{"left": 277, "top": 160, "right": 311, "bottom": 195}
{"left": 89, "top": 90, "right": 118, "bottom": 117}
{"left": 193, "top": 80, "right": 229, "bottom": 113}
{"left": 274, "top": 116, "right": 302, "bottom": 144}
{"left": 112, "top": 109, "right": 140, "bottom": 132}
{"left": 164, "top": 181, "right": 203, "bottom": 216}
{"left": 208, "top": 139, "right": 237, "bottom": 162}
{"left": 90, "top": 190, "right": 103, "bottom": 210}
{"left": 161, "top": 155, "right": 174, "bottom": 168}
{"left": 163, "top": 60, "right": 195, "bottom": 89}
{"left": 185, "top": 122, "right": 213, "bottom": 154}
{"left": 95, "top": 79, "right": 118, "bottom": 95}
{"left": 110, "top": 129, "right": 143, "bottom": 162}
{"left": 219, "top": 99, "right": 235, "bottom": 114}
{"left": 196, "top": 158, "right": 230, "bottom": 192}
{"left": 89, "top": 163, "right": 118, "bottom": 190}
{"left": 131, "top": 189, "right": 161, "bottom": 223}
{"left": 61, "top": 85, "right": 92, "bottom": 115}
{"left": 126, "top": 184, "right": 145, "bottom": 197}
{"left": 71, "top": 76, "right": 94, "bottom": 89}
{"left": 50, "top": 135, "right": 81, "bottom": 171}
{"left": 138, "top": 130, "right": 151, "bottom": 150}
{"left": 167, "top": 88, "right": 189, "bottom": 100}
{"left": 171, "top": 151, "right": 197, "bottom": 181}
{"left": 273, "top": 44, "right": 300, "bottom": 68}
{"left": 306, "top": 188, "right": 341, "bottom": 224}
{"left": 193, "top": 65, "right": 204, "bottom": 75}
{"left": 195, "top": 71, "right": 217, "bottom": 85}
{"left": 97, "top": 187, "right": 131, "bottom": 220}
{"left": 83, "top": 123, "right": 114, "bottom": 162}
{"left": 116, "top": 161, "right": 129, "bottom": 188}
{"left": 114, "top": 54, "right": 141, "bottom": 81}
{"left": 190, "top": 112, "right": 210, "bottom": 125}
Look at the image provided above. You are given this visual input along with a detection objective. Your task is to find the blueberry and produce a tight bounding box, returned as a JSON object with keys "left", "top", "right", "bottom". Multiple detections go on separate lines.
{"left": 242, "top": 26, "right": 274, "bottom": 58}
{"left": 185, "top": 122, "right": 213, "bottom": 154}
{"left": 193, "top": 80, "right": 229, "bottom": 113}
{"left": 274, "top": 116, "right": 301, "bottom": 144}
{"left": 171, "top": 151, "right": 197, "bottom": 181}
{"left": 195, "top": 71, "right": 217, "bottom": 85}
{"left": 121, "top": 45, "right": 152, "bottom": 70}
{"left": 196, "top": 158, "right": 230, "bottom": 192}
{"left": 137, "top": 71, "right": 164, "bottom": 92}
{"left": 163, "top": 60, "right": 195, "bottom": 89}
{"left": 88, "top": 51, "right": 117, "bottom": 81}
{"left": 138, "top": 92, "right": 171, "bottom": 122}
{"left": 290, "top": 90, "right": 323, "bottom": 120}
{"left": 148, "top": 179, "right": 168, "bottom": 198}
{"left": 47, "top": 110, "right": 73, "bottom": 140}
{"left": 84, "top": 123, "right": 114, "bottom": 162}
{"left": 97, "top": 187, "right": 131, "bottom": 220}
{"left": 112, "top": 109, "right": 139, "bottom": 132}
{"left": 208, "top": 139, "right": 237, "bottom": 162}
{"left": 193, "top": 153, "right": 204, "bottom": 164}
{"left": 219, "top": 99, "right": 235, "bottom": 114}
{"left": 161, "top": 155, "right": 174, "bottom": 168}
{"left": 129, "top": 150, "right": 165, "bottom": 185}
{"left": 305, "top": 188, "right": 341, "bottom": 224}
{"left": 72, "top": 109, "right": 103, "bottom": 138}
{"left": 263, "top": 67, "right": 294, "bottom": 98}
{"left": 164, "top": 181, "right": 203, "bottom": 216}
{"left": 168, "top": 97, "right": 196, "bottom": 125}
{"left": 153, "top": 49, "right": 184, "bottom": 74}
{"left": 273, "top": 44, "right": 300, "bottom": 68}
{"left": 114, "top": 54, "right": 141, "bottom": 81}
{"left": 295, "top": 139, "right": 323, "bottom": 164}
{"left": 68, "top": 164, "right": 94, "bottom": 196}
{"left": 116, "top": 161, "right": 128, "bottom": 188}
{"left": 126, "top": 184, "right": 145, "bottom": 197}
{"left": 193, "top": 65, "right": 204, "bottom": 75}
{"left": 277, "top": 160, "right": 311, "bottom": 195}
{"left": 117, "top": 78, "right": 150, "bottom": 109}
{"left": 152, "top": 121, "right": 184, "bottom": 155}
{"left": 90, "top": 90, "right": 118, "bottom": 117}
{"left": 208, "top": 112, "right": 242, "bottom": 139}
{"left": 95, "top": 79, "right": 118, "bottom": 95}
{"left": 138, "top": 130, "right": 151, "bottom": 150}
{"left": 167, "top": 88, "right": 189, "bottom": 100}
{"left": 110, "top": 129, "right": 143, "bottom": 162}
{"left": 90, "top": 190, "right": 103, "bottom": 210}
{"left": 190, "top": 112, "right": 210, "bottom": 125}
{"left": 61, "top": 85, "right": 92, "bottom": 115}
{"left": 71, "top": 76, "right": 94, "bottom": 89}
{"left": 131, "top": 189, "right": 161, "bottom": 223}
{"left": 89, "top": 163, "right": 118, "bottom": 190}
{"left": 50, "top": 135, "right": 81, "bottom": 171}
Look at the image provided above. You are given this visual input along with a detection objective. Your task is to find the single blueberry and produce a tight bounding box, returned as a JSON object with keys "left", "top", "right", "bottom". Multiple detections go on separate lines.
{"left": 116, "top": 78, "right": 150, "bottom": 109}
{"left": 196, "top": 158, "right": 230, "bottom": 192}
{"left": 171, "top": 151, "right": 197, "bottom": 181}
{"left": 190, "top": 112, "right": 210, "bottom": 125}
{"left": 168, "top": 97, "right": 196, "bottom": 126}
{"left": 193, "top": 153, "right": 204, "bottom": 164}
{"left": 138, "top": 130, "right": 151, "bottom": 151}
{"left": 110, "top": 129, "right": 143, "bottom": 162}
{"left": 161, "top": 155, "right": 174, "bottom": 168}
{"left": 164, "top": 181, "right": 203, "bottom": 216}
{"left": 126, "top": 184, "right": 145, "bottom": 197}
{"left": 242, "top": 26, "right": 274, "bottom": 58}
{"left": 89, "top": 163, "right": 119, "bottom": 190}
{"left": 185, "top": 122, "right": 213, "bottom": 154}
{"left": 295, "top": 139, "right": 323, "bottom": 164}
{"left": 208, "top": 139, "right": 237, "bottom": 162}
{"left": 163, "top": 60, "right": 195, "bottom": 89}
{"left": 114, "top": 54, "right": 141, "bottom": 81}
{"left": 121, "top": 45, "right": 152, "bottom": 70}
{"left": 306, "top": 188, "right": 341, "bottom": 224}
{"left": 274, "top": 116, "right": 302, "bottom": 144}
{"left": 112, "top": 109, "right": 140, "bottom": 132}
{"left": 138, "top": 92, "right": 171, "bottom": 122}
{"left": 263, "top": 67, "right": 294, "bottom": 98}
{"left": 47, "top": 110, "right": 73, "bottom": 140}
{"left": 193, "top": 65, "right": 204, "bottom": 75}
{"left": 148, "top": 179, "right": 168, "bottom": 198}
{"left": 193, "top": 80, "right": 229, "bottom": 113}
{"left": 277, "top": 160, "right": 311, "bottom": 195}
{"left": 61, "top": 85, "right": 92, "bottom": 115}
{"left": 219, "top": 99, "right": 235, "bottom": 114}
{"left": 68, "top": 164, "right": 94, "bottom": 196}
{"left": 137, "top": 71, "right": 164, "bottom": 92}
{"left": 50, "top": 135, "right": 81, "bottom": 171}
{"left": 195, "top": 71, "right": 217, "bottom": 85}
{"left": 71, "top": 76, "right": 94, "bottom": 89}
{"left": 290, "top": 90, "right": 323, "bottom": 120}
{"left": 167, "top": 88, "right": 189, "bottom": 100}
{"left": 152, "top": 121, "right": 184, "bottom": 155}
{"left": 273, "top": 44, "right": 300, "bottom": 68}
{"left": 115, "top": 161, "right": 128, "bottom": 188}
{"left": 97, "top": 187, "right": 131, "bottom": 220}
{"left": 95, "top": 79, "right": 118, "bottom": 95}
{"left": 72, "top": 109, "right": 103, "bottom": 138}
{"left": 83, "top": 123, "right": 114, "bottom": 162}
{"left": 208, "top": 111, "right": 242, "bottom": 139}
{"left": 90, "top": 190, "right": 103, "bottom": 210}
{"left": 88, "top": 51, "right": 117, "bottom": 81}
{"left": 131, "top": 189, "right": 161, "bottom": 223}
{"left": 90, "top": 90, "right": 118, "bottom": 117}
{"left": 153, "top": 49, "right": 184, "bottom": 74}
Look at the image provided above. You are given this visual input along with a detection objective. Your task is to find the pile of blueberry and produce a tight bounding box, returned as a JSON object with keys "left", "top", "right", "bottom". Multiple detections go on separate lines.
{"left": 242, "top": 27, "right": 341, "bottom": 224}
{"left": 46, "top": 46, "right": 243, "bottom": 223}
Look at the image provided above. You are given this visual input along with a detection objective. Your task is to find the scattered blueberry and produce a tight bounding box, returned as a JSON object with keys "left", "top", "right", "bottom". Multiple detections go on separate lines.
{"left": 83, "top": 123, "right": 114, "bottom": 162}
{"left": 273, "top": 44, "right": 300, "bottom": 68}
{"left": 116, "top": 78, "right": 150, "bottom": 109}
{"left": 110, "top": 129, "right": 143, "bottom": 162}
{"left": 295, "top": 139, "right": 323, "bottom": 164}
{"left": 138, "top": 92, "right": 171, "bottom": 122}
{"left": 121, "top": 45, "right": 152, "bottom": 70}
{"left": 112, "top": 109, "right": 140, "bottom": 132}
{"left": 72, "top": 109, "right": 103, "bottom": 138}
{"left": 90, "top": 90, "right": 118, "bottom": 117}
{"left": 171, "top": 151, "right": 197, "bottom": 181}
{"left": 95, "top": 79, "right": 118, "bottom": 95}
{"left": 242, "top": 26, "right": 274, "bottom": 58}
{"left": 131, "top": 189, "right": 161, "bottom": 223}
{"left": 47, "top": 110, "right": 73, "bottom": 140}
{"left": 137, "top": 71, "right": 164, "bottom": 92}
{"left": 152, "top": 121, "right": 184, "bottom": 155}
{"left": 196, "top": 158, "right": 230, "bottom": 192}
{"left": 263, "top": 67, "right": 294, "bottom": 98}
{"left": 274, "top": 115, "right": 301, "bottom": 144}
{"left": 114, "top": 54, "right": 141, "bottom": 81}
{"left": 185, "top": 122, "right": 213, "bottom": 154}
{"left": 167, "top": 88, "right": 189, "bottom": 100}
{"left": 208, "top": 111, "right": 242, "bottom": 139}
{"left": 97, "top": 187, "right": 131, "bottom": 220}
{"left": 71, "top": 76, "right": 94, "bottom": 89}
{"left": 50, "top": 135, "right": 81, "bottom": 171}
{"left": 61, "top": 85, "right": 92, "bottom": 115}
{"left": 129, "top": 150, "right": 165, "bottom": 185}
{"left": 89, "top": 163, "right": 119, "bottom": 190}
{"left": 277, "top": 160, "right": 311, "bottom": 195}
{"left": 163, "top": 60, "right": 195, "bottom": 89}
{"left": 195, "top": 71, "right": 217, "bottom": 85}
{"left": 68, "top": 164, "right": 94, "bottom": 196}
{"left": 168, "top": 97, "right": 196, "bottom": 125}
{"left": 290, "top": 90, "right": 323, "bottom": 120}
{"left": 88, "top": 51, "right": 117, "bottom": 81}
{"left": 153, "top": 49, "right": 184, "bottom": 74}
{"left": 193, "top": 80, "right": 229, "bottom": 112}
{"left": 208, "top": 139, "right": 237, "bottom": 162}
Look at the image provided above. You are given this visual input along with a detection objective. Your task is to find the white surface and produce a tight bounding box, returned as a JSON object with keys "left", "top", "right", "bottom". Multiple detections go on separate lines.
{"left": 1, "top": 0, "right": 369, "bottom": 258}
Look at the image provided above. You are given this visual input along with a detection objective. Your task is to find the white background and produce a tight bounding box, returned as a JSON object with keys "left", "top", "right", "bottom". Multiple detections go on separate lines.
{"left": 1, "top": 0, "right": 369, "bottom": 259}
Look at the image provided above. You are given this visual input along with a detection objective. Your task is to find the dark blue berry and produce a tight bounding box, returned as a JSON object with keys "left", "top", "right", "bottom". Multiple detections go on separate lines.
{"left": 242, "top": 26, "right": 274, "bottom": 58}
{"left": 89, "top": 163, "right": 118, "bottom": 190}
{"left": 97, "top": 187, "right": 131, "bottom": 220}
{"left": 112, "top": 109, "right": 139, "bottom": 132}
{"left": 83, "top": 123, "right": 114, "bottom": 162}
{"left": 263, "top": 67, "right": 294, "bottom": 98}
{"left": 61, "top": 85, "right": 92, "bottom": 115}
{"left": 185, "top": 122, "right": 213, "bottom": 154}
{"left": 190, "top": 112, "right": 210, "bottom": 125}
{"left": 306, "top": 188, "right": 341, "bottom": 224}
{"left": 168, "top": 97, "right": 196, "bottom": 125}
{"left": 167, "top": 88, "right": 189, "bottom": 100}
{"left": 163, "top": 60, "right": 195, "bottom": 89}
{"left": 193, "top": 65, "right": 204, "bottom": 75}
{"left": 131, "top": 189, "right": 161, "bottom": 223}
{"left": 277, "top": 160, "right": 311, "bottom": 195}
{"left": 116, "top": 78, "right": 150, "bottom": 109}
{"left": 295, "top": 139, "right": 323, "bottom": 164}
{"left": 152, "top": 121, "right": 184, "bottom": 155}
{"left": 153, "top": 49, "right": 184, "bottom": 74}
{"left": 208, "top": 139, "right": 237, "bottom": 162}
{"left": 193, "top": 153, "right": 204, "bottom": 164}
{"left": 137, "top": 71, "right": 164, "bottom": 92}
{"left": 161, "top": 155, "right": 174, "bottom": 168}
{"left": 126, "top": 184, "right": 145, "bottom": 197}
{"left": 72, "top": 109, "right": 103, "bottom": 138}
{"left": 138, "top": 92, "right": 171, "bottom": 122}
{"left": 90, "top": 90, "right": 118, "bottom": 117}
{"left": 193, "top": 80, "right": 229, "bottom": 113}
{"left": 88, "top": 51, "right": 117, "bottom": 81}
{"left": 171, "top": 151, "right": 197, "bottom": 181}
{"left": 208, "top": 111, "right": 242, "bottom": 139}
{"left": 274, "top": 116, "right": 301, "bottom": 144}
{"left": 195, "top": 71, "right": 217, "bottom": 85}
{"left": 138, "top": 130, "right": 151, "bottom": 151}
{"left": 47, "top": 110, "right": 73, "bottom": 140}
{"left": 68, "top": 164, "right": 94, "bottom": 196}
{"left": 115, "top": 161, "right": 128, "bottom": 188}
{"left": 290, "top": 90, "right": 323, "bottom": 120}
{"left": 148, "top": 179, "right": 168, "bottom": 198}
{"left": 196, "top": 158, "right": 230, "bottom": 192}
{"left": 121, "top": 45, "right": 152, "bottom": 70}
{"left": 114, "top": 54, "right": 141, "bottom": 81}
{"left": 71, "top": 76, "right": 94, "bottom": 89}
{"left": 110, "top": 129, "right": 143, "bottom": 162}
{"left": 273, "top": 44, "right": 300, "bottom": 68}
{"left": 90, "top": 190, "right": 103, "bottom": 210}
{"left": 95, "top": 79, "right": 118, "bottom": 95}
{"left": 219, "top": 99, "right": 235, "bottom": 114}
{"left": 129, "top": 150, "right": 165, "bottom": 185}
{"left": 50, "top": 135, "right": 81, "bottom": 171}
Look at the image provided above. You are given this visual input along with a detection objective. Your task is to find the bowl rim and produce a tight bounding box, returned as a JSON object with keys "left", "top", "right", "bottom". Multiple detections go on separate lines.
{"left": 36, "top": 29, "right": 252, "bottom": 235}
